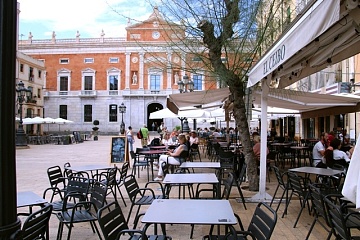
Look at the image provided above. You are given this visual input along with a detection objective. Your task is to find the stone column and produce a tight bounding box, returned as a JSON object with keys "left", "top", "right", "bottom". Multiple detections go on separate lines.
{"left": 166, "top": 52, "right": 172, "bottom": 89}
{"left": 125, "top": 53, "right": 131, "bottom": 89}
{"left": 139, "top": 52, "right": 144, "bottom": 89}
{"left": 0, "top": 0, "right": 22, "bottom": 237}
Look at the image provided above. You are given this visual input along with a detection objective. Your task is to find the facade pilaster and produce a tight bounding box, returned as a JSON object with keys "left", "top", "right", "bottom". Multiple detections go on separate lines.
{"left": 139, "top": 52, "right": 144, "bottom": 89}
{"left": 125, "top": 52, "right": 131, "bottom": 89}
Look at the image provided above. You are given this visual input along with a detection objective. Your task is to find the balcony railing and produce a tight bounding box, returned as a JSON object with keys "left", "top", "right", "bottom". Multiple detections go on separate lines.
{"left": 79, "top": 90, "right": 97, "bottom": 97}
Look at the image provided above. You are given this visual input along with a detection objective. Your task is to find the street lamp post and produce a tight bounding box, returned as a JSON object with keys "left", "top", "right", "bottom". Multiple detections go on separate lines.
{"left": 177, "top": 74, "right": 194, "bottom": 93}
{"left": 119, "top": 102, "right": 126, "bottom": 135}
{"left": 16, "top": 81, "right": 31, "bottom": 146}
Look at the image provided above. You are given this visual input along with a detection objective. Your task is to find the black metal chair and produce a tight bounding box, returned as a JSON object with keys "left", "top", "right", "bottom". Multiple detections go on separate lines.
{"left": 235, "top": 163, "right": 247, "bottom": 210}
{"left": 218, "top": 148, "right": 236, "bottom": 179}
{"left": 225, "top": 202, "right": 277, "bottom": 240}
{"left": 277, "top": 146, "right": 295, "bottom": 168}
{"left": 190, "top": 143, "right": 201, "bottom": 161}
{"left": 269, "top": 166, "right": 290, "bottom": 213}
{"left": 47, "top": 165, "right": 68, "bottom": 201}
{"left": 115, "top": 162, "right": 129, "bottom": 206}
{"left": 282, "top": 172, "right": 311, "bottom": 228}
{"left": 43, "top": 175, "right": 90, "bottom": 213}
{"left": 196, "top": 172, "right": 234, "bottom": 200}
{"left": 131, "top": 149, "right": 150, "bottom": 180}
{"left": 11, "top": 204, "right": 53, "bottom": 240}
{"left": 97, "top": 201, "right": 172, "bottom": 240}
{"left": 123, "top": 174, "right": 166, "bottom": 225}
{"left": 94, "top": 166, "right": 118, "bottom": 201}
{"left": 56, "top": 181, "right": 107, "bottom": 240}
{"left": 306, "top": 183, "right": 335, "bottom": 240}
{"left": 324, "top": 194, "right": 360, "bottom": 240}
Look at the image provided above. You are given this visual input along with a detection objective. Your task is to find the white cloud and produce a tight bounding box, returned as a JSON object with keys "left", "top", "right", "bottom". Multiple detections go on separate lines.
{"left": 18, "top": 0, "right": 155, "bottom": 38}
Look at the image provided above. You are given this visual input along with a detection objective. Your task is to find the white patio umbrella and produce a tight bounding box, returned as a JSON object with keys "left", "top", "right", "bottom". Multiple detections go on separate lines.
{"left": 149, "top": 108, "right": 178, "bottom": 119}
{"left": 178, "top": 109, "right": 211, "bottom": 118}
{"left": 342, "top": 137, "right": 360, "bottom": 207}
{"left": 53, "top": 118, "right": 74, "bottom": 131}
{"left": 22, "top": 117, "right": 45, "bottom": 125}
{"left": 43, "top": 117, "right": 56, "bottom": 132}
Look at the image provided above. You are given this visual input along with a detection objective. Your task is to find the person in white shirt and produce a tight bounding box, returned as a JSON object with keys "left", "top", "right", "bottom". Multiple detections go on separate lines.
{"left": 189, "top": 131, "right": 199, "bottom": 146}
{"left": 161, "top": 132, "right": 174, "bottom": 148}
{"left": 331, "top": 138, "right": 350, "bottom": 165}
{"left": 312, "top": 132, "right": 328, "bottom": 167}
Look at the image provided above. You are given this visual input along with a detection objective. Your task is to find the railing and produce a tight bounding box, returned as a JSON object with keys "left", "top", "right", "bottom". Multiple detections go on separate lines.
{"left": 79, "top": 90, "right": 97, "bottom": 97}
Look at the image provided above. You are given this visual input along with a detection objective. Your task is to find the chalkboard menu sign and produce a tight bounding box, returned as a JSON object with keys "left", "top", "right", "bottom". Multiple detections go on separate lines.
{"left": 110, "top": 136, "right": 128, "bottom": 163}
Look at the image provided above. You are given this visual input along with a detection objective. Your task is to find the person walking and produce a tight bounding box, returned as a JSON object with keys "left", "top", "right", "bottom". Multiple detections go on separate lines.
{"left": 126, "top": 126, "right": 135, "bottom": 152}
{"left": 140, "top": 124, "right": 149, "bottom": 147}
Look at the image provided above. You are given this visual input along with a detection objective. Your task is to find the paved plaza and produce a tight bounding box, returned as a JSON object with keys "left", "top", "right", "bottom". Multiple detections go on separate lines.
{"left": 16, "top": 133, "right": 339, "bottom": 239}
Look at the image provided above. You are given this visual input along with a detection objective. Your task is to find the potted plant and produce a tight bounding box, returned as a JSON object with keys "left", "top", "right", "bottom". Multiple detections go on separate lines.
{"left": 92, "top": 120, "right": 99, "bottom": 141}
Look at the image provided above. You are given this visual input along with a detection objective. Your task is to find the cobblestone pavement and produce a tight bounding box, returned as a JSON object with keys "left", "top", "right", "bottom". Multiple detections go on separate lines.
{"left": 16, "top": 133, "right": 338, "bottom": 239}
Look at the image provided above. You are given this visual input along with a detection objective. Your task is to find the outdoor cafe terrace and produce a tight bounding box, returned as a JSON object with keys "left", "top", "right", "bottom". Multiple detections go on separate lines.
{"left": 15, "top": 132, "right": 359, "bottom": 239}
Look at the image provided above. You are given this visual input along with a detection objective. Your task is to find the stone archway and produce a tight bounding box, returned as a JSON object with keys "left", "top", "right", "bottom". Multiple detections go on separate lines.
{"left": 147, "top": 103, "right": 163, "bottom": 131}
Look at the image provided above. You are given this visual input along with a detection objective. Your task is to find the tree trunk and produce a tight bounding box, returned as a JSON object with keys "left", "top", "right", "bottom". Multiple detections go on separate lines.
{"left": 231, "top": 85, "right": 259, "bottom": 191}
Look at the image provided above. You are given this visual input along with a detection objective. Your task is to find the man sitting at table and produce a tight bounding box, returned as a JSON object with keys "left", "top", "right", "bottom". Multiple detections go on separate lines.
{"left": 312, "top": 132, "right": 328, "bottom": 168}
{"left": 154, "top": 134, "right": 188, "bottom": 181}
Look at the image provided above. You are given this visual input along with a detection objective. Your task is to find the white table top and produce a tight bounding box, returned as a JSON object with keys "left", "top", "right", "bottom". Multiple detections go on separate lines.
{"left": 289, "top": 166, "right": 343, "bottom": 176}
{"left": 65, "top": 164, "right": 112, "bottom": 172}
{"left": 163, "top": 173, "right": 219, "bottom": 184}
{"left": 17, "top": 191, "right": 47, "bottom": 208}
{"left": 180, "top": 162, "right": 221, "bottom": 169}
{"left": 142, "top": 199, "right": 237, "bottom": 225}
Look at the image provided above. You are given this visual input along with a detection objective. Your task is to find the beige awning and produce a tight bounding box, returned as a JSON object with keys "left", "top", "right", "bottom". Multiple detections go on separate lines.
{"left": 247, "top": 1, "right": 360, "bottom": 89}
{"left": 167, "top": 88, "right": 230, "bottom": 113}
{"left": 168, "top": 87, "right": 360, "bottom": 118}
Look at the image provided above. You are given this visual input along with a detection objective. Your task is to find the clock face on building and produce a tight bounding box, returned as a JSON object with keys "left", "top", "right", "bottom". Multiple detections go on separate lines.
{"left": 152, "top": 31, "right": 160, "bottom": 39}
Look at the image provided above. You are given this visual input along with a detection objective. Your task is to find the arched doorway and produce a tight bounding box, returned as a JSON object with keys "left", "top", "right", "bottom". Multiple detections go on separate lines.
{"left": 147, "top": 103, "right": 163, "bottom": 131}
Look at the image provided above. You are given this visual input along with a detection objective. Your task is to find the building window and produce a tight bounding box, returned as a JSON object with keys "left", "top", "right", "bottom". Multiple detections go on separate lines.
{"left": 84, "top": 105, "right": 92, "bottom": 122}
{"left": 84, "top": 58, "right": 94, "bottom": 63}
{"left": 29, "top": 67, "right": 34, "bottom": 81}
{"left": 84, "top": 76, "right": 93, "bottom": 90}
{"left": 192, "top": 57, "right": 202, "bottom": 62}
{"left": 59, "top": 105, "right": 67, "bottom": 119}
{"left": 59, "top": 76, "right": 68, "bottom": 91}
{"left": 109, "top": 104, "right": 118, "bottom": 122}
{"left": 109, "top": 57, "right": 119, "bottom": 63}
{"left": 193, "top": 74, "right": 202, "bottom": 90}
{"left": 150, "top": 74, "right": 161, "bottom": 91}
{"left": 38, "top": 70, "right": 42, "bottom": 78}
{"left": 37, "top": 88, "right": 41, "bottom": 98}
{"left": 59, "top": 58, "right": 69, "bottom": 64}
{"left": 109, "top": 75, "right": 118, "bottom": 90}
{"left": 20, "top": 64, "right": 24, "bottom": 72}
{"left": 82, "top": 68, "right": 95, "bottom": 91}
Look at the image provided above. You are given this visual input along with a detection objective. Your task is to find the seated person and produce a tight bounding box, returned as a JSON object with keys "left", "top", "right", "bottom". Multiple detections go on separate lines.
{"left": 189, "top": 131, "right": 199, "bottom": 146}
{"left": 154, "top": 134, "right": 188, "bottom": 181}
{"left": 253, "top": 134, "right": 269, "bottom": 163}
{"left": 312, "top": 132, "right": 328, "bottom": 168}
{"left": 328, "top": 138, "right": 350, "bottom": 168}
{"left": 161, "top": 132, "right": 174, "bottom": 147}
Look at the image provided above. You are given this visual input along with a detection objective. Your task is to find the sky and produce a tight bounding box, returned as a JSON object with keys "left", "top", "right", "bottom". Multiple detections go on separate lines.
{"left": 18, "top": 0, "right": 156, "bottom": 40}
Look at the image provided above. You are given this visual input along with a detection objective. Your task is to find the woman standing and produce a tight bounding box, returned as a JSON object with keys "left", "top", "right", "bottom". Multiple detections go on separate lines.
{"left": 126, "top": 126, "right": 135, "bottom": 152}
